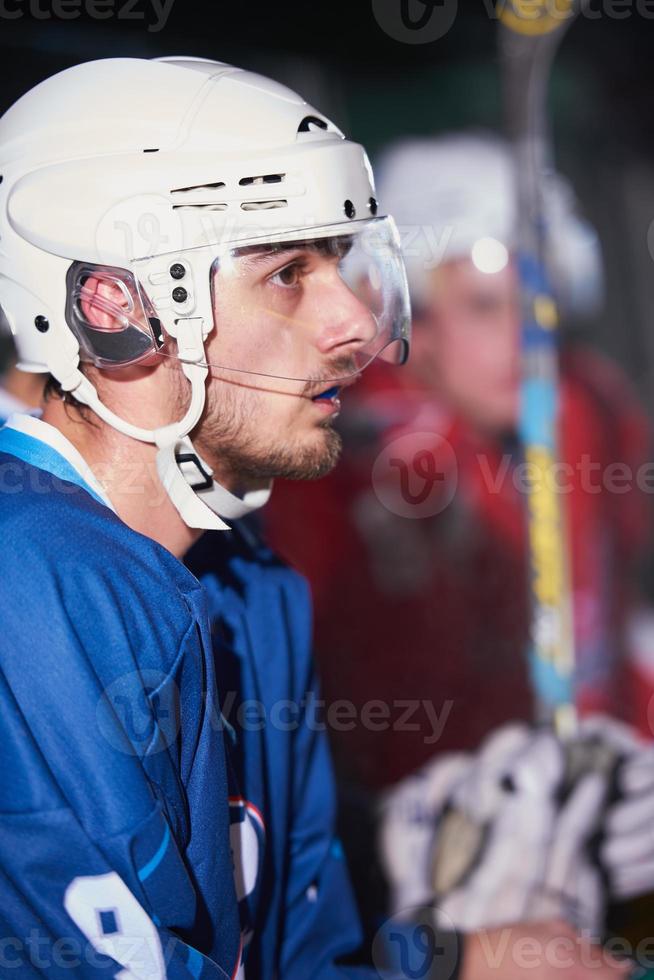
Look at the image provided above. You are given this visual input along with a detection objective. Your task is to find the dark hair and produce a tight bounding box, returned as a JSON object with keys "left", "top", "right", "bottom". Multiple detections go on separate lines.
{"left": 43, "top": 373, "right": 89, "bottom": 417}
{"left": 43, "top": 374, "right": 62, "bottom": 402}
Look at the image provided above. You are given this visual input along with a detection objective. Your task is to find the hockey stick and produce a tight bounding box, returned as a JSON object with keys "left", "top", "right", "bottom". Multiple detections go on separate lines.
{"left": 429, "top": 4, "right": 583, "bottom": 902}
{"left": 428, "top": 0, "right": 625, "bottom": 921}
{"left": 498, "top": 0, "right": 581, "bottom": 738}
{"left": 498, "top": 18, "right": 652, "bottom": 957}
{"left": 496, "top": 8, "right": 637, "bottom": 934}
{"left": 430, "top": 0, "right": 579, "bottom": 888}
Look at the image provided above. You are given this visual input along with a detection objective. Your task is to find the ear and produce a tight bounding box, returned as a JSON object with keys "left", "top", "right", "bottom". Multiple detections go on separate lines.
{"left": 79, "top": 275, "right": 130, "bottom": 331}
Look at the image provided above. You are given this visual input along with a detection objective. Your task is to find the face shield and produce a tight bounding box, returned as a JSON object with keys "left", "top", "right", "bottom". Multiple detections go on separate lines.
{"left": 65, "top": 217, "right": 411, "bottom": 386}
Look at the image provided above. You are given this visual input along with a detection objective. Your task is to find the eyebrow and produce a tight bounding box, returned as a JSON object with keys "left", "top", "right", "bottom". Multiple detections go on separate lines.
{"left": 237, "top": 237, "right": 354, "bottom": 267}
{"left": 239, "top": 246, "right": 304, "bottom": 267}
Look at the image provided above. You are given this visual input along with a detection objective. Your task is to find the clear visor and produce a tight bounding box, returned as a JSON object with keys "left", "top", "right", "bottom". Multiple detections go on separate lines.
{"left": 67, "top": 217, "right": 411, "bottom": 386}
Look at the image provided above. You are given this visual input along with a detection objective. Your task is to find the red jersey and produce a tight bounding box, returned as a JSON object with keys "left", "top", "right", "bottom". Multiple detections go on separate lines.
{"left": 264, "top": 348, "right": 652, "bottom": 790}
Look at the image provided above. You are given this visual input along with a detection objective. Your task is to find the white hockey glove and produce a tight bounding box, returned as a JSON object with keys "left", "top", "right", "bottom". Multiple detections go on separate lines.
{"left": 380, "top": 723, "right": 616, "bottom": 936}
{"left": 378, "top": 751, "right": 474, "bottom": 914}
{"left": 433, "top": 723, "right": 620, "bottom": 935}
{"left": 378, "top": 726, "right": 532, "bottom": 920}
{"left": 580, "top": 715, "right": 654, "bottom": 902}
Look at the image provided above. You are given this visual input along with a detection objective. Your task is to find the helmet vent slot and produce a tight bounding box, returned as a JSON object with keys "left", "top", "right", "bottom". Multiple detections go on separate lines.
{"left": 240, "top": 200, "right": 288, "bottom": 211}
{"left": 170, "top": 182, "right": 228, "bottom": 209}
{"left": 172, "top": 203, "right": 228, "bottom": 211}
{"left": 239, "top": 174, "right": 285, "bottom": 186}
{"left": 171, "top": 182, "right": 226, "bottom": 194}
{"left": 298, "top": 116, "right": 328, "bottom": 133}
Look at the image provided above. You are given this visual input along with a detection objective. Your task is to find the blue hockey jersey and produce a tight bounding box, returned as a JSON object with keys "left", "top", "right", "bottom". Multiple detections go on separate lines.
{"left": 0, "top": 415, "right": 374, "bottom": 979}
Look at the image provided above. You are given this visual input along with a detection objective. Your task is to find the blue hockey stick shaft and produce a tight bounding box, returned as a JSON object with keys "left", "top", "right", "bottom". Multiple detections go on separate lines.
{"left": 498, "top": 0, "right": 581, "bottom": 736}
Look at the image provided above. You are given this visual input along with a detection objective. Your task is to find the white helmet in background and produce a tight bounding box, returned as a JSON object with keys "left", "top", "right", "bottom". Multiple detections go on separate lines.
{"left": 0, "top": 56, "right": 410, "bottom": 530}
{"left": 375, "top": 132, "right": 603, "bottom": 317}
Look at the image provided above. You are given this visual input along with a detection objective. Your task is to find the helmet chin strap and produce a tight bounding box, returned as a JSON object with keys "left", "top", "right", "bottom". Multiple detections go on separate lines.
{"left": 57, "top": 317, "right": 272, "bottom": 532}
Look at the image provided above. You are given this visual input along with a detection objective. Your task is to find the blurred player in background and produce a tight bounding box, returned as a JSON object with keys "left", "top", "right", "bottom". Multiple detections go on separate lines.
{"left": 264, "top": 133, "right": 654, "bottom": 947}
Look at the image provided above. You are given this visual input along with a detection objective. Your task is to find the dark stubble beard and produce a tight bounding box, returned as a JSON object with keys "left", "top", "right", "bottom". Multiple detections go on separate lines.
{"left": 193, "top": 376, "right": 343, "bottom": 483}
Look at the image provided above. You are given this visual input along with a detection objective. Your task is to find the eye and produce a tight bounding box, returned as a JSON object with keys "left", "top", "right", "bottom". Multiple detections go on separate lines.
{"left": 269, "top": 262, "right": 302, "bottom": 289}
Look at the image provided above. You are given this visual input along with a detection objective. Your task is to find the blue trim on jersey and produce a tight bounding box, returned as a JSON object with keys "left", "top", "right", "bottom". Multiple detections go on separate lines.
{"left": 0, "top": 427, "right": 107, "bottom": 508}
{"left": 137, "top": 823, "right": 170, "bottom": 883}
{"left": 186, "top": 945, "right": 204, "bottom": 978}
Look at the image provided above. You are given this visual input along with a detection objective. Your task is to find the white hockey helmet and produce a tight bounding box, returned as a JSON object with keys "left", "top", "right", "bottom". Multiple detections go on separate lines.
{"left": 0, "top": 56, "right": 410, "bottom": 530}
{"left": 375, "top": 133, "right": 603, "bottom": 317}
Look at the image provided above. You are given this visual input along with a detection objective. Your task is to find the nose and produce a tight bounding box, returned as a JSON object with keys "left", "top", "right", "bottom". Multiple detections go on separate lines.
{"left": 314, "top": 274, "right": 378, "bottom": 358}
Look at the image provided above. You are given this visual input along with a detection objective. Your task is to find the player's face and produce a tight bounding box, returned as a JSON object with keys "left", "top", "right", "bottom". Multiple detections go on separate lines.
{"left": 410, "top": 256, "right": 520, "bottom": 433}
{"left": 195, "top": 240, "right": 376, "bottom": 482}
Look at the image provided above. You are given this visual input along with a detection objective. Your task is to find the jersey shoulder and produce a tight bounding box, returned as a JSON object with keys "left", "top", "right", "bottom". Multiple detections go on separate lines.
{"left": 0, "top": 453, "right": 206, "bottom": 679}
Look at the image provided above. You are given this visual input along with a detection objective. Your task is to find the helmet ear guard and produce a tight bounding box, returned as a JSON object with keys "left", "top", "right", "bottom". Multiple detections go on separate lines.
{"left": 62, "top": 260, "right": 273, "bottom": 531}
{"left": 65, "top": 262, "right": 164, "bottom": 369}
